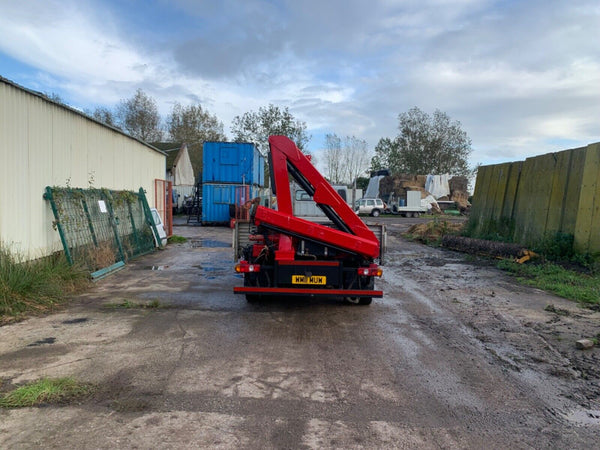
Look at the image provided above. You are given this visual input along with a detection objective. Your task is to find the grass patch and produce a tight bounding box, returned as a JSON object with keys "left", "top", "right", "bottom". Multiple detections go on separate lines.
{"left": 0, "top": 377, "right": 93, "bottom": 408}
{"left": 167, "top": 235, "right": 187, "bottom": 244}
{"left": 497, "top": 260, "right": 600, "bottom": 306}
{"left": 0, "top": 246, "right": 89, "bottom": 321}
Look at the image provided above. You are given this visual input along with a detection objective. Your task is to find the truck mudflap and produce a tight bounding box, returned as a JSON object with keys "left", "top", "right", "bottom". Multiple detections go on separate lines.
{"left": 233, "top": 286, "right": 383, "bottom": 298}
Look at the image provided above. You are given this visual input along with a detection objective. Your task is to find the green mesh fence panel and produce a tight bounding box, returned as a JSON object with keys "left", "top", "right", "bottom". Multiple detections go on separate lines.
{"left": 44, "top": 187, "right": 158, "bottom": 272}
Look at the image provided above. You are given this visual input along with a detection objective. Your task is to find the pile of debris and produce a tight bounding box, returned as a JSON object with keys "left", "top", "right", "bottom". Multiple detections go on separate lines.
{"left": 404, "top": 221, "right": 465, "bottom": 243}
{"left": 379, "top": 173, "right": 470, "bottom": 213}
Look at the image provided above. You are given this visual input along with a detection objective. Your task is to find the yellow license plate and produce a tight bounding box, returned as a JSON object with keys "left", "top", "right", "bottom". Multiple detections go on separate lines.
{"left": 292, "top": 275, "right": 326, "bottom": 285}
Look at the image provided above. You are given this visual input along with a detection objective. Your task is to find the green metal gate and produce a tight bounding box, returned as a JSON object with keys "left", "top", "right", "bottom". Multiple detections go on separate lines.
{"left": 44, "top": 187, "right": 160, "bottom": 275}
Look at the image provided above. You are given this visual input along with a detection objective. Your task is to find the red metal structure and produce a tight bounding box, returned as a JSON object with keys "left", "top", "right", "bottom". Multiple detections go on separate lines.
{"left": 234, "top": 136, "right": 382, "bottom": 304}
{"left": 154, "top": 179, "right": 173, "bottom": 236}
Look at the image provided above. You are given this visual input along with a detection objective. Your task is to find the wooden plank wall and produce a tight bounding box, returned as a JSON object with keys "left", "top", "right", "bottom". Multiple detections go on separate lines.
{"left": 469, "top": 143, "right": 599, "bottom": 253}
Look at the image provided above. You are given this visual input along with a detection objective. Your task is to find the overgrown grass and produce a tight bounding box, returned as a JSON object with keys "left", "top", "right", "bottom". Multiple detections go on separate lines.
{"left": 0, "top": 246, "right": 89, "bottom": 321}
{"left": 497, "top": 260, "right": 600, "bottom": 306}
{"left": 0, "top": 377, "right": 93, "bottom": 408}
{"left": 167, "top": 235, "right": 187, "bottom": 244}
{"left": 463, "top": 217, "right": 515, "bottom": 242}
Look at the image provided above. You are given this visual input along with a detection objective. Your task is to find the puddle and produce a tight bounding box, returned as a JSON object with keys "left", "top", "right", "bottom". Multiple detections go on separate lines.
{"left": 190, "top": 239, "right": 231, "bottom": 248}
{"left": 142, "top": 265, "right": 170, "bottom": 270}
{"left": 62, "top": 318, "right": 89, "bottom": 325}
{"left": 27, "top": 337, "right": 56, "bottom": 347}
{"left": 565, "top": 409, "right": 600, "bottom": 426}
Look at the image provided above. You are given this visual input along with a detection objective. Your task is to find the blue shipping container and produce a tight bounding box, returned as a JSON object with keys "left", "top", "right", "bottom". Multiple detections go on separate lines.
{"left": 202, "top": 184, "right": 259, "bottom": 224}
{"left": 203, "top": 142, "right": 264, "bottom": 186}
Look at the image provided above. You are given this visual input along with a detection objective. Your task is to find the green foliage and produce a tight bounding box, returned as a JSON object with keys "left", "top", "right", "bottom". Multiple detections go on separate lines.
{"left": 231, "top": 104, "right": 310, "bottom": 154}
{"left": 371, "top": 107, "right": 472, "bottom": 176}
{"left": 112, "top": 190, "right": 137, "bottom": 207}
{"left": 497, "top": 260, "right": 600, "bottom": 305}
{"left": 147, "top": 299, "right": 161, "bottom": 308}
{"left": 116, "top": 89, "right": 163, "bottom": 142}
{"left": 167, "top": 235, "right": 187, "bottom": 244}
{"left": 166, "top": 102, "right": 226, "bottom": 143}
{"left": 89, "top": 106, "right": 120, "bottom": 129}
{"left": 355, "top": 176, "right": 370, "bottom": 191}
{"left": 463, "top": 217, "right": 515, "bottom": 242}
{"left": 0, "top": 378, "right": 92, "bottom": 408}
{"left": 0, "top": 247, "right": 89, "bottom": 320}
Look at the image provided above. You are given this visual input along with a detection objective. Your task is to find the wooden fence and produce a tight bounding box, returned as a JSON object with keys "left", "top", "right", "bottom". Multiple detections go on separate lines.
{"left": 469, "top": 142, "right": 600, "bottom": 254}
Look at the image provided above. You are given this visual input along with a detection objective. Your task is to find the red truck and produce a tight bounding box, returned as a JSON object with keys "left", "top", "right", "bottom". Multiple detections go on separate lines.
{"left": 234, "top": 136, "right": 383, "bottom": 305}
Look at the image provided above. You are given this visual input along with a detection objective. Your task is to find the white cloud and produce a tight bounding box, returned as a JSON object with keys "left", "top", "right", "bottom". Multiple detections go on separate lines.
{"left": 0, "top": 0, "right": 598, "bottom": 168}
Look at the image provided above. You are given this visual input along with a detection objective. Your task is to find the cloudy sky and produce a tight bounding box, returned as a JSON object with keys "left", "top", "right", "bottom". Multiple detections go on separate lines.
{"left": 1, "top": 0, "right": 599, "bottom": 169}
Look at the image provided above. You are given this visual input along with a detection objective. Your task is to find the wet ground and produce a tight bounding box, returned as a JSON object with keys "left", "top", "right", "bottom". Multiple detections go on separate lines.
{"left": 1, "top": 217, "right": 599, "bottom": 448}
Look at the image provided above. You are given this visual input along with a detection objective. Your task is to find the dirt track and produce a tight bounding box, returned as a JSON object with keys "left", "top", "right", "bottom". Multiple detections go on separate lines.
{"left": 1, "top": 218, "right": 599, "bottom": 448}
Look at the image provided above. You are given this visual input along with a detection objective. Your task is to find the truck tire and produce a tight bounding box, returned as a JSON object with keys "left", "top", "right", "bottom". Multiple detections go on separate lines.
{"left": 414, "top": 212, "right": 420, "bottom": 218}
{"left": 371, "top": 209, "right": 380, "bottom": 217}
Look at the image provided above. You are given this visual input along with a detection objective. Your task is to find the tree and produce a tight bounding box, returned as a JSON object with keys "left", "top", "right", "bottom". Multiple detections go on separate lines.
{"left": 116, "top": 89, "right": 163, "bottom": 142}
{"left": 231, "top": 104, "right": 310, "bottom": 154}
{"left": 371, "top": 107, "right": 472, "bottom": 176}
{"left": 90, "top": 106, "right": 119, "bottom": 129}
{"left": 343, "top": 135, "right": 371, "bottom": 185}
{"left": 371, "top": 137, "right": 401, "bottom": 173}
{"left": 167, "top": 102, "right": 226, "bottom": 143}
{"left": 324, "top": 133, "right": 344, "bottom": 183}
{"left": 325, "top": 133, "right": 371, "bottom": 184}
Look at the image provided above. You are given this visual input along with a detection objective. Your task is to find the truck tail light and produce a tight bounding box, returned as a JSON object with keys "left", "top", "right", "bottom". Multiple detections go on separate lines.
{"left": 357, "top": 264, "right": 383, "bottom": 277}
{"left": 235, "top": 261, "right": 261, "bottom": 273}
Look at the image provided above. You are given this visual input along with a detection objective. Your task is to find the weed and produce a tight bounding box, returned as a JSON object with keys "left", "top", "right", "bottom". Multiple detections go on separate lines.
{"left": 105, "top": 299, "right": 137, "bottom": 309}
{"left": 0, "top": 246, "right": 89, "bottom": 320}
{"left": 104, "top": 299, "right": 166, "bottom": 309}
{"left": 498, "top": 260, "right": 600, "bottom": 306}
{"left": 167, "top": 235, "right": 187, "bottom": 244}
{"left": 0, "top": 378, "right": 93, "bottom": 408}
{"left": 147, "top": 299, "right": 161, "bottom": 308}
{"left": 463, "top": 217, "right": 515, "bottom": 242}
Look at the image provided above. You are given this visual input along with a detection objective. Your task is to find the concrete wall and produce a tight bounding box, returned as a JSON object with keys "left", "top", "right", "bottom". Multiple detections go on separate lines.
{"left": 470, "top": 142, "right": 600, "bottom": 253}
{"left": 0, "top": 77, "right": 166, "bottom": 258}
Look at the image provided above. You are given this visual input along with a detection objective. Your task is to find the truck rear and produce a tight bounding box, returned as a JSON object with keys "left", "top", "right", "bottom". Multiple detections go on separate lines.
{"left": 234, "top": 136, "right": 383, "bottom": 305}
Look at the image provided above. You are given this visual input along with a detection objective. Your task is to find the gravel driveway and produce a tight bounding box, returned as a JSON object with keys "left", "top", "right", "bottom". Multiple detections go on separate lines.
{"left": 1, "top": 219, "right": 598, "bottom": 448}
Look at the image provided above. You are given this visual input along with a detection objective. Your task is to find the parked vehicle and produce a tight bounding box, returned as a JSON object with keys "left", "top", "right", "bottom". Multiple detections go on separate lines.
{"left": 355, "top": 198, "right": 386, "bottom": 217}
{"left": 149, "top": 207, "right": 167, "bottom": 247}
{"left": 234, "top": 136, "right": 383, "bottom": 305}
{"left": 386, "top": 190, "right": 428, "bottom": 217}
{"left": 292, "top": 183, "right": 362, "bottom": 219}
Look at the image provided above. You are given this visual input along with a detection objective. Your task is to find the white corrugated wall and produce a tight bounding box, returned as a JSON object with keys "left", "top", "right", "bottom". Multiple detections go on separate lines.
{"left": 0, "top": 79, "right": 166, "bottom": 258}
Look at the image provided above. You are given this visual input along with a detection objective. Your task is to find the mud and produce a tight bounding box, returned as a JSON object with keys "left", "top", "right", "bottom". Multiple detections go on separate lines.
{"left": 0, "top": 216, "right": 598, "bottom": 448}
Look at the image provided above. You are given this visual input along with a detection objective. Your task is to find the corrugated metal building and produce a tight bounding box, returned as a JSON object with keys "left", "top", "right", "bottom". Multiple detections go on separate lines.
{"left": 0, "top": 76, "right": 166, "bottom": 259}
